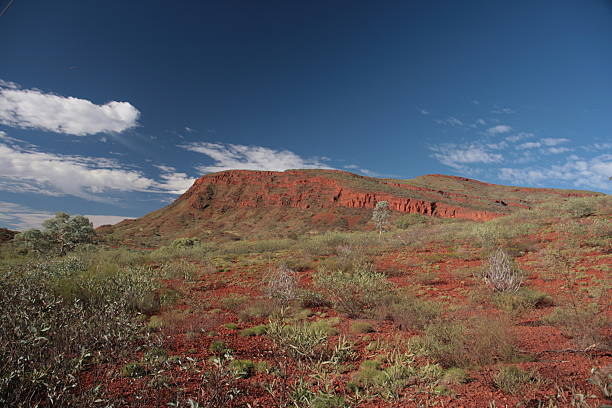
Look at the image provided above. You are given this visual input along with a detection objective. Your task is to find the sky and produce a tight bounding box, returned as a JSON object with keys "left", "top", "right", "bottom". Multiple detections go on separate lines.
{"left": 0, "top": 0, "right": 611, "bottom": 230}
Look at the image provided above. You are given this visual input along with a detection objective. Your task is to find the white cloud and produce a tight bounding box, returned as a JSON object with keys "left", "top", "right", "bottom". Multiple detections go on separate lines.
{"left": 540, "top": 137, "right": 569, "bottom": 146}
{"left": 517, "top": 138, "right": 570, "bottom": 150}
{"left": 182, "top": 142, "right": 331, "bottom": 173}
{"left": 517, "top": 142, "right": 541, "bottom": 150}
{"left": 0, "top": 80, "right": 139, "bottom": 135}
{"left": 435, "top": 117, "right": 464, "bottom": 127}
{"left": 491, "top": 107, "right": 515, "bottom": 114}
{"left": 546, "top": 147, "right": 572, "bottom": 154}
{"left": 430, "top": 144, "right": 503, "bottom": 169}
{"left": 498, "top": 154, "right": 612, "bottom": 191}
{"left": 0, "top": 133, "right": 193, "bottom": 199}
{"left": 486, "top": 125, "right": 512, "bottom": 135}
{"left": 418, "top": 109, "right": 429, "bottom": 115}
{"left": 0, "top": 201, "right": 133, "bottom": 230}
{"left": 154, "top": 165, "right": 196, "bottom": 194}
{"left": 505, "top": 132, "right": 533, "bottom": 142}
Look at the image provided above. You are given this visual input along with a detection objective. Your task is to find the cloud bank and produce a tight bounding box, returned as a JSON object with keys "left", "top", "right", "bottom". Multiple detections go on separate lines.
{"left": 0, "top": 80, "right": 139, "bottom": 135}
{"left": 0, "top": 132, "right": 194, "bottom": 199}
{"left": 0, "top": 201, "right": 133, "bottom": 230}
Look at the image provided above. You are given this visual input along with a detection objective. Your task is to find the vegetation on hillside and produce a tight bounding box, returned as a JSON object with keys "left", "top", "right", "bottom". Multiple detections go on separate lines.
{"left": 0, "top": 194, "right": 610, "bottom": 407}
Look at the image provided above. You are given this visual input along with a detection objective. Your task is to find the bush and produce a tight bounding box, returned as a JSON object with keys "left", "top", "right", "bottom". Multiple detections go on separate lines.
{"left": 266, "top": 320, "right": 329, "bottom": 361}
{"left": 314, "top": 264, "right": 394, "bottom": 317}
{"left": 264, "top": 265, "right": 298, "bottom": 306}
{"left": 492, "top": 287, "right": 553, "bottom": 314}
{"left": 543, "top": 304, "right": 609, "bottom": 350}
{"left": 350, "top": 321, "right": 374, "bottom": 334}
{"left": 376, "top": 294, "right": 442, "bottom": 330}
{"left": 14, "top": 212, "right": 94, "bottom": 256}
{"left": 348, "top": 352, "right": 439, "bottom": 399}
{"left": 0, "top": 258, "right": 154, "bottom": 406}
{"left": 298, "top": 289, "right": 332, "bottom": 308}
{"left": 228, "top": 359, "right": 255, "bottom": 378}
{"left": 412, "top": 316, "right": 517, "bottom": 368}
{"left": 121, "top": 362, "right": 147, "bottom": 378}
{"left": 493, "top": 365, "right": 536, "bottom": 394}
{"left": 482, "top": 249, "right": 524, "bottom": 292}
{"left": 170, "top": 237, "right": 201, "bottom": 249}
{"left": 239, "top": 325, "right": 267, "bottom": 337}
{"left": 209, "top": 341, "right": 231, "bottom": 356}
{"left": 396, "top": 214, "right": 428, "bottom": 229}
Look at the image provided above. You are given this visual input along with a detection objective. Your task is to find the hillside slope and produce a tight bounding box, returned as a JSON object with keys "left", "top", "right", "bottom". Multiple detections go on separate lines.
{"left": 99, "top": 169, "right": 600, "bottom": 246}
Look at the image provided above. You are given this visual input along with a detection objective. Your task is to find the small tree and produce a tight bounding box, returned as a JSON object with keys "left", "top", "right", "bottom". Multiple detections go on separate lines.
{"left": 43, "top": 213, "right": 94, "bottom": 255}
{"left": 15, "top": 212, "right": 94, "bottom": 256}
{"left": 371, "top": 201, "right": 391, "bottom": 235}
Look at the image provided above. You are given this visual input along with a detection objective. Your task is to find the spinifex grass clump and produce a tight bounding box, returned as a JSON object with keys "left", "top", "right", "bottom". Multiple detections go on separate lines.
{"left": 483, "top": 249, "right": 524, "bottom": 292}
{"left": 314, "top": 264, "right": 394, "bottom": 317}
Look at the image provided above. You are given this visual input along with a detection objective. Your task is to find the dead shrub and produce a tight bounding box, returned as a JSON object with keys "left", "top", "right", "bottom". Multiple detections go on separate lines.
{"left": 482, "top": 249, "right": 524, "bottom": 292}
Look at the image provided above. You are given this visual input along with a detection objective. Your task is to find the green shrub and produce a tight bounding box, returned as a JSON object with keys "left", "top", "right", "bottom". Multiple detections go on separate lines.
{"left": 396, "top": 214, "right": 428, "bottom": 229}
{"left": 219, "top": 294, "right": 250, "bottom": 312}
{"left": 170, "top": 237, "right": 201, "bottom": 249}
{"left": 350, "top": 321, "right": 374, "bottom": 334}
{"left": 239, "top": 324, "right": 267, "bottom": 337}
{"left": 493, "top": 365, "right": 536, "bottom": 394}
{"left": 266, "top": 320, "right": 329, "bottom": 361}
{"left": 237, "top": 299, "right": 277, "bottom": 321}
{"left": 0, "top": 257, "right": 156, "bottom": 406}
{"left": 375, "top": 294, "right": 442, "bottom": 330}
{"left": 543, "top": 304, "right": 609, "bottom": 349}
{"left": 441, "top": 367, "right": 469, "bottom": 385}
{"left": 209, "top": 341, "right": 231, "bottom": 356}
{"left": 121, "top": 362, "right": 147, "bottom": 378}
{"left": 310, "top": 318, "right": 340, "bottom": 336}
{"left": 411, "top": 317, "right": 517, "bottom": 368}
{"left": 298, "top": 289, "right": 332, "bottom": 308}
{"left": 348, "top": 352, "right": 437, "bottom": 399}
{"left": 492, "top": 287, "right": 553, "bottom": 314}
{"left": 228, "top": 359, "right": 255, "bottom": 378}
{"left": 224, "top": 323, "right": 239, "bottom": 330}
{"left": 314, "top": 264, "right": 394, "bottom": 317}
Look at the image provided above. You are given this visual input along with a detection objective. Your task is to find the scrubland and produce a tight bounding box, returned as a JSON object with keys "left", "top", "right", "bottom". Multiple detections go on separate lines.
{"left": 0, "top": 196, "right": 610, "bottom": 407}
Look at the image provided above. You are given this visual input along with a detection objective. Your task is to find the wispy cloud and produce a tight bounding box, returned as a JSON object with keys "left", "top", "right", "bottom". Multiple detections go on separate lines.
{"left": 0, "top": 80, "right": 139, "bottom": 135}
{"left": 499, "top": 154, "right": 611, "bottom": 191}
{"left": 491, "top": 106, "right": 515, "bottom": 114}
{"left": 0, "top": 201, "right": 133, "bottom": 230}
{"left": 435, "top": 117, "right": 464, "bottom": 127}
{"left": 430, "top": 144, "right": 503, "bottom": 169}
{"left": 0, "top": 132, "right": 194, "bottom": 200}
{"left": 182, "top": 142, "right": 332, "bottom": 173}
{"left": 517, "top": 138, "right": 570, "bottom": 150}
{"left": 505, "top": 132, "right": 533, "bottom": 142}
{"left": 154, "top": 165, "right": 196, "bottom": 194}
{"left": 486, "top": 125, "right": 512, "bottom": 135}
{"left": 418, "top": 108, "right": 429, "bottom": 115}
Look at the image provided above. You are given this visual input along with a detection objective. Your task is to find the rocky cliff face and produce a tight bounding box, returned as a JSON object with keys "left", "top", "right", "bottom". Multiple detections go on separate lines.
{"left": 100, "top": 169, "right": 601, "bottom": 245}
{"left": 181, "top": 170, "right": 506, "bottom": 221}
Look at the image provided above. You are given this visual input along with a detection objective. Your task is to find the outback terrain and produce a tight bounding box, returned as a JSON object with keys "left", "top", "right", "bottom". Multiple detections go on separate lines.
{"left": 1, "top": 170, "right": 610, "bottom": 408}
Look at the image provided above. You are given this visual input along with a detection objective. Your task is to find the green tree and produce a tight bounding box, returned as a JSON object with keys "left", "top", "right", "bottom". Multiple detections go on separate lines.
{"left": 13, "top": 229, "right": 52, "bottom": 254}
{"left": 43, "top": 213, "right": 94, "bottom": 255}
{"left": 15, "top": 212, "right": 94, "bottom": 255}
{"left": 371, "top": 201, "right": 390, "bottom": 235}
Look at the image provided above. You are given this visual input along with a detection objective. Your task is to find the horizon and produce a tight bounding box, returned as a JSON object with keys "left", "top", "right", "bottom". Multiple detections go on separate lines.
{"left": 1, "top": 1, "right": 611, "bottom": 230}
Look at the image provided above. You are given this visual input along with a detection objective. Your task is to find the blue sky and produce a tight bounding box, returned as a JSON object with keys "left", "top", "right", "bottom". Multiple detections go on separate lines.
{"left": 0, "top": 0, "right": 610, "bottom": 230}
